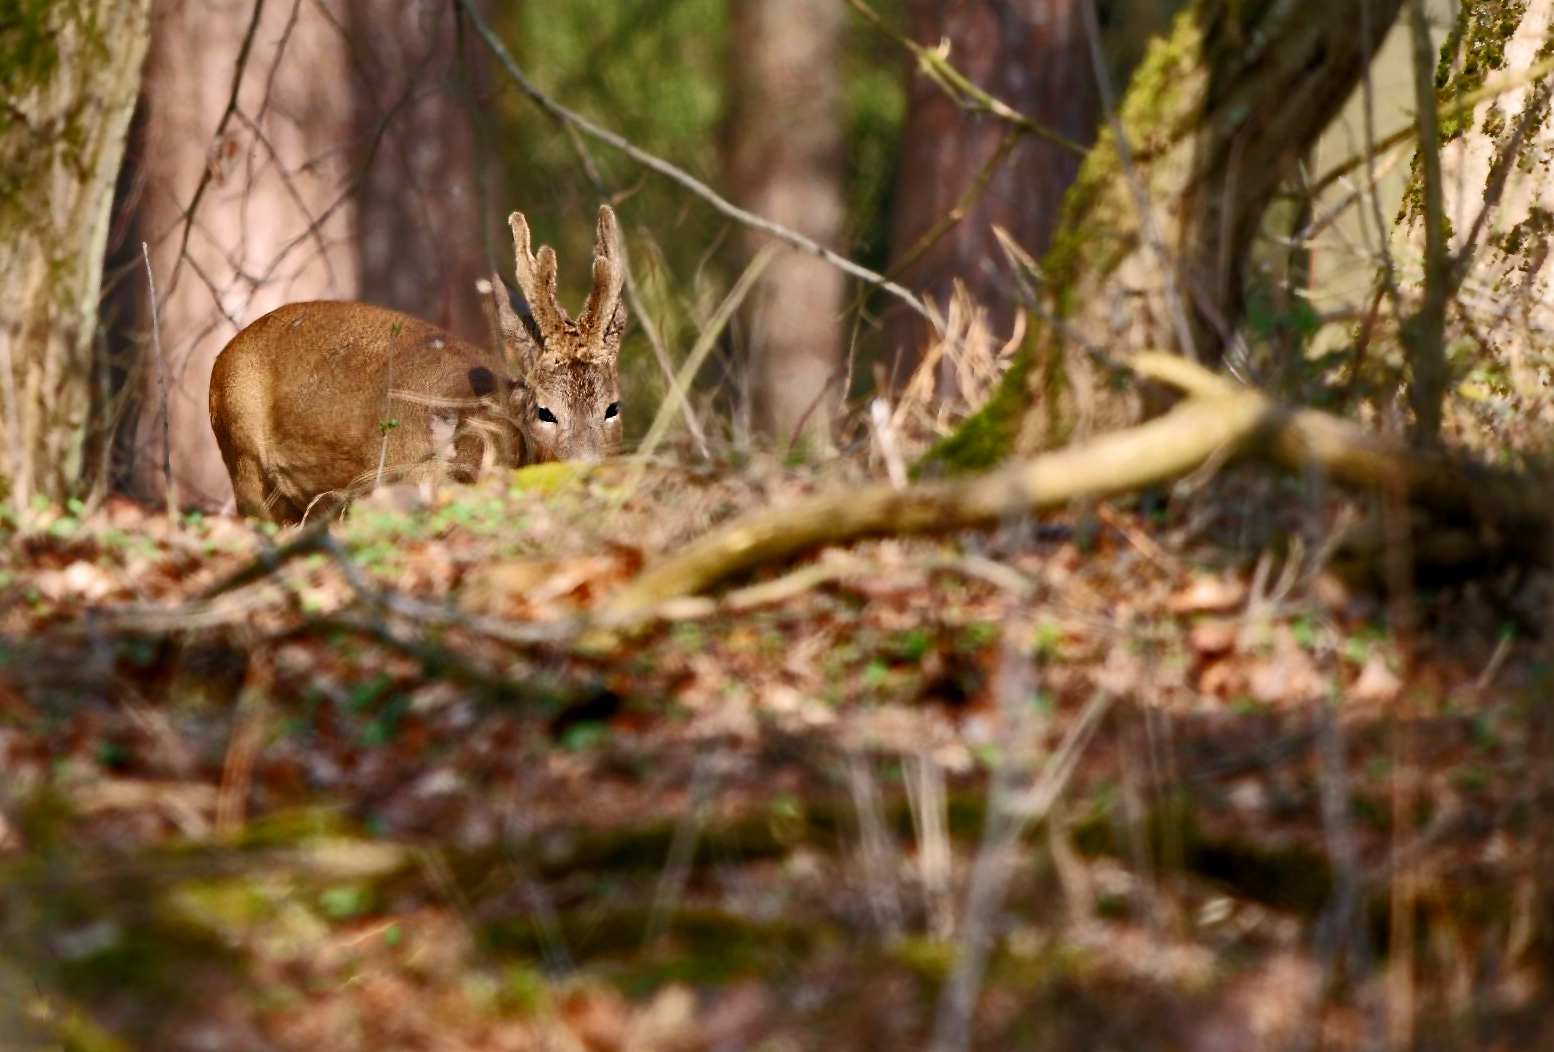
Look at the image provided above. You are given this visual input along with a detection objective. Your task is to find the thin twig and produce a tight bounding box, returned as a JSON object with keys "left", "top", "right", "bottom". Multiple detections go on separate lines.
{"left": 162, "top": 0, "right": 269, "bottom": 304}
{"left": 375, "top": 323, "right": 400, "bottom": 489}
{"left": 1308, "top": 51, "right": 1554, "bottom": 199}
{"left": 842, "top": 126, "right": 1022, "bottom": 318}
{"left": 142, "top": 242, "right": 178, "bottom": 520}
{"left": 454, "top": 0, "right": 928, "bottom": 319}
{"left": 928, "top": 688, "right": 1114, "bottom": 1052}
{"left": 843, "top": 0, "right": 1087, "bottom": 157}
{"left": 613, "top": 245, "right": 778, "bottom": 507}
{"left": 643, "top": 755, "right": 719, "bottom": 948}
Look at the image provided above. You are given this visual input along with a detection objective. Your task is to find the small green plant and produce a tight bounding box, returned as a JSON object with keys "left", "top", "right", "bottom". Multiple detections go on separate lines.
{"left": 893, "top": 627, "right": 933, "bottom": 662}
{"left": 559, "top": 720, "right": 608, "bottom": 751}
{"left": 319, "top": 885, "right": 373, "bottom": 921}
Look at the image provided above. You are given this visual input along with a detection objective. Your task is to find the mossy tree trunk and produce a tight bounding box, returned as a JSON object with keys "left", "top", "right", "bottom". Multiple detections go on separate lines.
{"left": 0, "top": 0, "right": 152, "bottom": 512}
{"left": 931, "top": 0, "right": 1406, "bottom": 470}
{"left": 1395, "top": 0, "right": 1554, "bottom": 448}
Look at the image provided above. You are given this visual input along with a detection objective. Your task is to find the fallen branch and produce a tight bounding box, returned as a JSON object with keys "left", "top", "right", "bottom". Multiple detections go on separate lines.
{"left": 601, "top": 370, "right": 1269, "bottom": 620}
{"left": 601, "top": 354, "right": 1551, "bottom": 619}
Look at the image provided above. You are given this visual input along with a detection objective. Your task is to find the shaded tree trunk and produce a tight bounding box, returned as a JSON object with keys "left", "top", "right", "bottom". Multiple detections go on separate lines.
{"left": 933, "top": 0, "right": 1407, "bottom": 469}
{"left": 0, "top": 0, "right": 151, "bottom": 512}
{"left": 728, "top": 0, "right": 848, "bottom": 448}
{"left": 132, "top": 0, "right": 360, "bottom": 510}
{"left": 882, "top": 0, "right": 1100, "bottom": 398}
{"left": 348, "top": 0, "right": 499, "bottom": 343}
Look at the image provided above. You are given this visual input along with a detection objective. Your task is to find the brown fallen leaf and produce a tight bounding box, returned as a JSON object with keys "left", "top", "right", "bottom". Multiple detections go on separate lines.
{"left": 1199, "top": 657, "right": 1248, "bottom": 700}
{"left": 560, "top": 986, "right": 631, "bottom": 1052}
{"left": 1189, "top": 620, "right": 1239, "bottom": 657}
{"left": 34, "top": 561, "right": 114, "bottom": 602}
{"left": 1349, "top": 653, "right": 1402, "bottom": 704}
{"left": 1169, "top": 576, "right": 1248, "bottom": 615}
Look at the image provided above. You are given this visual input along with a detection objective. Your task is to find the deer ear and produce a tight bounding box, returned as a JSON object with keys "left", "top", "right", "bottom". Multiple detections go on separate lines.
{"left": 485, "top": 271, "right": 542, "bottom": 375}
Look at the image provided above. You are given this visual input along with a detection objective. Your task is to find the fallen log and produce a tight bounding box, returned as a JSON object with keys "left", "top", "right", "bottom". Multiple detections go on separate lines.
{"left": 600, "top": 354, "right": 1552, "bottom": 620}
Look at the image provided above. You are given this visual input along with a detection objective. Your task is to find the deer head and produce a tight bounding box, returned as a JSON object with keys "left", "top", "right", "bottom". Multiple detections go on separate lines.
{"left": 489, "top": 204, "right": 626, "bottom": 463}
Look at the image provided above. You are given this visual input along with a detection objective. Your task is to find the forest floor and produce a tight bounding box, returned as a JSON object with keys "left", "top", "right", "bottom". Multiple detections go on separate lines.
{"left": 2, "top": 455, "right": 1553, "bottom": 1051}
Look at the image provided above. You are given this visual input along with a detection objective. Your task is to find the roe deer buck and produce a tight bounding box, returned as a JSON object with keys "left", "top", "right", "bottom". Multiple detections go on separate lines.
{"left": 209, "top": 206, "right": 627, "bottom": 522}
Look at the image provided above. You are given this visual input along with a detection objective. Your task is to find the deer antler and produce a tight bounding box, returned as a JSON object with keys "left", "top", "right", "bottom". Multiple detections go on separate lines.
{"left": 508, "top": 212, "right": 567, "bottom": 336}
{"left": 577, "top": 205, "right": 624, "bottom": 339}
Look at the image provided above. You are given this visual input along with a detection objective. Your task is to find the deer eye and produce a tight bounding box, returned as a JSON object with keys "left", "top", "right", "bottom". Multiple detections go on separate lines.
{"left": 605, "top": 402, "right": 620, "bottom": 420}
{"left": 536, "top": 406, "right": 557, "bottom": 424}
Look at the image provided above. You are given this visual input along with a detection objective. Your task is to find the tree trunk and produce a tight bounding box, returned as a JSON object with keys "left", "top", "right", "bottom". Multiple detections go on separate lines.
{"left": 882, "top": 0, "right": 1100, "bottom": 399}
{"left": 131, "top": 0, "right": 360, "bottom": 511}
{"left": 348, "top": 0, "right": 499, "bottom": 343}
{"left": 0, "top": 0, "right": 151, "bottom": 512}
{"left": 932, "top": 0, "right": 1407, "bottom": 470}
{"left": 727, "top": 0, "right": 848, "bottom": 449}
{"left": 1395, "top": 0, "right": 1554, "bottom": 448}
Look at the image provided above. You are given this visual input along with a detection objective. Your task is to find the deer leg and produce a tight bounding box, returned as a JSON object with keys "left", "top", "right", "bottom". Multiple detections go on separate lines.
{"left": 228, "top": 455, "right": 272, "bottom": 520}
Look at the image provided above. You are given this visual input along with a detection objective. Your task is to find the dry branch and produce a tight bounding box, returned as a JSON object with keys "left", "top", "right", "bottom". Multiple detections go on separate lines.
{"left": 601, "top": 354, "right": 1551, "bottom": 619}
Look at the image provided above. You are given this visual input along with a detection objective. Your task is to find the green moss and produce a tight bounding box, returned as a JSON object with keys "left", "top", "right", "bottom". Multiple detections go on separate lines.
{"left": 1402, "top": 0, "right": 1532, "bottom": 225}
{"left": 0, "top": 3, "right": 107, "bottom": 213}
{"left": 511, "top": 460, "right": 590, "bottom": 494}
{"left": 1481, "top": 101, "right": 1507, "bottom": 139}
{"left": 0, "top": 0, "right": 63, "bottom": 112}
{"left": 922, "top": 11, "right": 1209, "bottom": 473}
{"left": 916, "top": 345, "right": 1030, "bottom": 473}
{"left": 1496, "top": 204, "right": 1554, "bottom": 263}
{"left": 481, "top": 905, "right": 819, "bottom": 989}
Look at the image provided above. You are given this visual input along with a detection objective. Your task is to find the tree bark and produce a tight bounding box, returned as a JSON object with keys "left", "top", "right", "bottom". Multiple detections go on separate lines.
{"left": 131, "top": 0, "right": 360, "bottom": 511}
{"left": 727, "top": 0, "right": 848, "bottom": 449}
{"left": 932, "top": 0, "right": 1407, "bottom": 470}
{"left": 0, "top": 0, "right": 151, "bottom": 511}
{"left": 882, "top": 0, "right": 1100, "bottom": 398}
{"left": 347, "top": 0, "right": 498, "bottom": 343}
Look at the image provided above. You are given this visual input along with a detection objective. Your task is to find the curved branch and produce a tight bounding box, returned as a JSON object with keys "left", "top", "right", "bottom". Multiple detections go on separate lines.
{"left": 601, "top": 354, "right": 1553, "bottom": 619}
{"left": 601, "top": 375, "right": 1270, "bottom": 620}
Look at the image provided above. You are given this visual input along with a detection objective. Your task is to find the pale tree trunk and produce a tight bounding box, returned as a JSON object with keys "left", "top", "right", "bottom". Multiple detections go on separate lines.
{"left": 883, "top": 0, "right": 1100, "bottom": 398}
{"left": 132, "top": 0, "right": 360, "bottom": 511}
{"left": 348, "top": 0, "right": 498, "bottom": 343}
{"left": 932, "top": 0, "right": 1407, "bottom": 469}
{"left": 1395, "top": 0, "right": 1554, "bottom": 446}
{"left": 0, "top": 0, "right": 151, "bottom": 512}
{"left": 728, "top": 0, "right": 848, "bottom": 449}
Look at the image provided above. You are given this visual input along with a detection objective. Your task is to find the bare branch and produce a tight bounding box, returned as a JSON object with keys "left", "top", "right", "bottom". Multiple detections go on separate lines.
{"left": 842, "top": 0, "right": 1088, "bottom": 158}
{"left": 454, "top": 0, "right": 929, "bottom": 319}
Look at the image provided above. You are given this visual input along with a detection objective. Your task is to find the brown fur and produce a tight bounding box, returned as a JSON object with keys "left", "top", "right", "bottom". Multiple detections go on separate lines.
{"left": 209, "top": 206, "right": 626, "bottom": 522}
